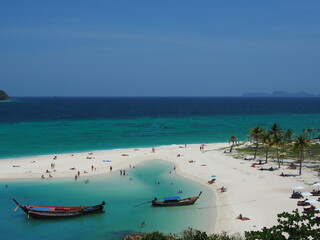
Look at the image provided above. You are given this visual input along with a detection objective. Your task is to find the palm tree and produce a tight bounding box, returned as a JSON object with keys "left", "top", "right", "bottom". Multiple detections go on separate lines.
{"left": 307, "top": 129, "right": 313, "bottom": 140}
{"left": 261, "top": 132, "right": 272, "bottom": 163}
{"left": 249, "top": 126, "right": 265, "bottom": 159}
{"left": 229, "top": 136, "right": 237, "bottom": 152}
{"left": 292, "top": 135, "right": 311, "bottom": 175}
{"left": 269, "top": 123, "right": 281, "bottom": 135}
{"left": 279, "top": 153, "right": 286, "bottom": 165}
{"left": 272, "top": 132, "right": 285, "bottom": 168}
{"left": 284, "top": 129, "right": 294, "bottom": 143}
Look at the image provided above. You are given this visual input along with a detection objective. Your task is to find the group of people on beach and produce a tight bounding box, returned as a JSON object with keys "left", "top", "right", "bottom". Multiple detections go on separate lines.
{"left": 41, "top": 162, "right": 57, "bottom": 179}
{"left": 200, "top": 144, "right": 205, "bottom": 151}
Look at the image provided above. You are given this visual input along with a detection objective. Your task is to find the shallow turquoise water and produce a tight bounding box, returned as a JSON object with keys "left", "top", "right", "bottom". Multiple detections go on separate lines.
{"left": 0, "top": 160, "right": 215, "bottom": 240}
{"left": 1, "top": 97, "right": 320, "bottom": 159}
{"left": 1, "top": 114, "right": 319, "bottom": 159}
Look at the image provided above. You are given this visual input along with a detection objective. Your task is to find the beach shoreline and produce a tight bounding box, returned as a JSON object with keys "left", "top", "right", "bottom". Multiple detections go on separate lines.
{"left": 1, "top": 142, "right": 318, "bottom": 235}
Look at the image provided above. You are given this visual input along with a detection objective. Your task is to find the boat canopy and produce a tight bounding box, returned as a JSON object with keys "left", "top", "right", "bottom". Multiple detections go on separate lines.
{"left": 29, "top": 206, "right": 55, "bottom": 211}
{"left": 164, "top": 196, "right": 180, "bottom": 201}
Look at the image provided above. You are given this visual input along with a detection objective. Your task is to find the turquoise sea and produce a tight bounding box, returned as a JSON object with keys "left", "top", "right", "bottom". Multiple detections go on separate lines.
{"left": 0, "top": 97, "right": 320, "bottom": 159}
{"left": 0, "top": 97, "right": 320, "bottom": 239}
{"left": 0, "top": 160, "right": 214, "bottom": 240}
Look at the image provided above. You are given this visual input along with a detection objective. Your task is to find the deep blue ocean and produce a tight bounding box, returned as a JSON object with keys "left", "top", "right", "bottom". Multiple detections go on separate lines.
{"left": 1, "top": 97, "right": 320, "bottom": 159}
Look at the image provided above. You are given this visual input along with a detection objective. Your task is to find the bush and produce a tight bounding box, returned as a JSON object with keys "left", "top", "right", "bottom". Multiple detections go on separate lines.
{"left": 141, "top": 231, "right": 171, "bottom": 240}
{"left": 245, "top": 209, "right": 320, "bottom": 240}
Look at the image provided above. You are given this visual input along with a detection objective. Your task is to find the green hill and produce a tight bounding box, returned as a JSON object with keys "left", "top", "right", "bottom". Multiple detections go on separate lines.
{"left": 0, "top": 90, "right": 10, "bottom": 101}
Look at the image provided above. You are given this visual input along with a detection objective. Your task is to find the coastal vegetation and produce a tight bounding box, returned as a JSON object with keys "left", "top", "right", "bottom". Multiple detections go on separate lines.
{"left": 229, "top": 123, "right": 319, "bottom": 175}
{"left": 124, "top": 210, "right": 319, "bottom": 240}
{"left": 228, "top": 136, "right": 238, "bottom": 152}
{"left": 0, "top": 90, "right": 10, "bottom": 101}
{"left": 292, "top": 135, "right": 312, "bottom": 175}
{"left": 249, "top": 126, "right": 264, "bottom": 159}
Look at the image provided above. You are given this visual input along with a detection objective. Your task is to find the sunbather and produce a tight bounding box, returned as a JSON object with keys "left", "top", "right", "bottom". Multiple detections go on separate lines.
{"left": 236, "top": 214, "right": 250, "bottom": 221}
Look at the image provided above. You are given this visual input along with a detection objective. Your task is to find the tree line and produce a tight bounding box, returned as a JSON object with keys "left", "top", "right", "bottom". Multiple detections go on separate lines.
{"left": 229, "top": 123, "right": 316, "bottom": 175}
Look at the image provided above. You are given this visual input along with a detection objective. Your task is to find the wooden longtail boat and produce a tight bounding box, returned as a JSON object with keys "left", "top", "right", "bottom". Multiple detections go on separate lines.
{"left": 13, "top": 198, "right": 105, "bottom": 219}
{"left": 27, "top": 210, "right": 83, "bottom": 219}
{"left": 152, "top": 191, "right": 202, "bottom": 207}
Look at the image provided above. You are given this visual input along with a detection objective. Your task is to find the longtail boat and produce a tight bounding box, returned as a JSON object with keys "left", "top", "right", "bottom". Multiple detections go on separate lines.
{"left": 27, "top": 210, "right": 83, "bottom": 219}
{"left": 152, "top": 191, "right": 202, "bottom": 207}
{"left": 13, "top": 198, "right": 105, "bottom": 219}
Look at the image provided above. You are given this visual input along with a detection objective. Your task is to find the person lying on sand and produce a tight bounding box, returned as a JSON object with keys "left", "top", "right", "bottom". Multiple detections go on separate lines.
{"left": 280, "top": 172, "right": 291, "bottom": 177}
{"left": 218, "top": 187, "right": 227, "bottom": 193}
{"left": 236, "top": 214, "right": 250, "bottom": 221}
{"left": 208, "top": 179, "right": 216, "bottom": 184}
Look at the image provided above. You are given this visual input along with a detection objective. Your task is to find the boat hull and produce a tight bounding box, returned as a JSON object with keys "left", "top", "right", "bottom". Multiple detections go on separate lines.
{"left": 152, "top": 192, "right": 202, "bottom": 207}
{"left": 28, "top": 211, "right": 82, "bottom": 219}
{"left": 152, "top": 197, "right": 198, "bottom": 207}
{"left": 13, "top": 199, "right": 105, "bottom": 219}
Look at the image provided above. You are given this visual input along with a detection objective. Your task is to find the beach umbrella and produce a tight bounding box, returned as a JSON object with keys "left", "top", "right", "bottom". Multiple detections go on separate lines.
{"left": 305, "top": 199, "right": 318, "bottom": 204}
{"left": 293, "top": 185, "right": 304, "bottom": 190}
{"left": 211, "top": 175, "right": 217, "bottom": 178}
{"left": 312, "top": 183, "right": 320, "bottom": 190}
{"left": 301, "top": 192, "right": 312, "bottom": 197}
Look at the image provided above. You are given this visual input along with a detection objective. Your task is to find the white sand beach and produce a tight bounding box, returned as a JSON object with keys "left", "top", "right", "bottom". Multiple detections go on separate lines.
{"left": 0, "top": 142, "right": 318, "bottom": 235}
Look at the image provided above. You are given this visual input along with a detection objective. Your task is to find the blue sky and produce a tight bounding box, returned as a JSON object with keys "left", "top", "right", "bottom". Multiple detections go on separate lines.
{"left": 1, "top": 1, "right": 319, "bottom": 96}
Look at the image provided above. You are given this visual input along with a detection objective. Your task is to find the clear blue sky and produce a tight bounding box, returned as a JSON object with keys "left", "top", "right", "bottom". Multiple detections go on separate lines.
{"left": 1, "top": 1, "right": 319, "bottom": 97}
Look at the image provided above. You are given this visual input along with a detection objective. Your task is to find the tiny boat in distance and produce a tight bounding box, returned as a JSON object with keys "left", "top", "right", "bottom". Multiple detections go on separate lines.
{"left": 152, "top": 191, "right": 202, "bottom": 207}
{"left": 13, "top": 198, "right": 105, "bottom": 219}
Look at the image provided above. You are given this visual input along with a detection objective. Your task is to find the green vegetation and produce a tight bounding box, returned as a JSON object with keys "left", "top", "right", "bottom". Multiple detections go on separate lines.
{"left": 249, "top": 126, "right": 264, "bottom": 159}
{"left": 0, "top": 90, "right": 10, "bottom": 101}
{"left": 245, "top": 209, "right": 320, "bottom": 240}
{"left": 292, "top": 135, "right": 312, "bottom": 175}
{"left": 231, "top": 123, "right": 320, "bottom": 175}
{"left": 130, "top": 228, "right": 243, "bottom": 240}
{"left": 126, "top": 210, "right": 319, "bottom": 240}
{"left": 228, "top": 136, "right": 238, "bottom": 153}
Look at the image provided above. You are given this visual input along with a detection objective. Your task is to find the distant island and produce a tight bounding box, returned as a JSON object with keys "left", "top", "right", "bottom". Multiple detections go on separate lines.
{"left": 0, "top": 90, "right": 10, "bottom": 101}
{"left": 242, "top": 91, "right": 320, "bottom": 98}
